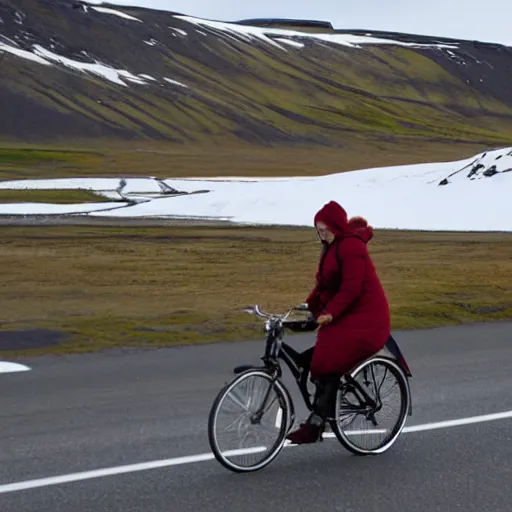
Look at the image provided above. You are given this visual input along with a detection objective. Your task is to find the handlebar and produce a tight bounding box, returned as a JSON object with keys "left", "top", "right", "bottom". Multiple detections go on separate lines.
{"left": 242, "top": 303, "right": 310, "bottom": 321}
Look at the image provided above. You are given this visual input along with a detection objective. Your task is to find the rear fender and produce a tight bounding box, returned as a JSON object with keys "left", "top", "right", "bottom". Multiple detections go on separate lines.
{"left": 385, "top": 334, "right": 413, "bottom": 378}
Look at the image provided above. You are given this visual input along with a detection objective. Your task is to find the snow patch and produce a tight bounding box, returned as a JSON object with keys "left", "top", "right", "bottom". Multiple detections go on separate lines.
{"left": 0, "top": 41, "right": 51, "bottom": 65}
{"left": 164, "top": 77, "right": 188, "bottom": 88}
{"left": 118, "top": 71, "right": 148, "bottom": 85}
{"left": 91, "top": 6, "right": 142, "bottom": 22}
{"left": 275, "top": 38, "right": 306, "bottom": 49}
{"left": 31, "top": 45, "right": 148, "bottom": 86}
{"left": 0, "top": 361, "right": 31, "bottom": 373}
{"left": 0, "top": 362, "right": 31, "bottom": 374}
{"left": 169, "top": 28, "right": 187, "bottom": 36}
{"left": 1, "top": 38, "right": 153, "bottom": 87}
{"left": 445, "top": 49, "right": 467, "bottom": 66}
{"left": 175, "top": 15, "right": 459, "bottom": 50}
{"left": 438, "top": 148, "right": 512, "bottom": 185}
{"left": 176, "top": 16, "right": 287, "bottom": 50}
{"left": 88, "top": 155, "right": 511, "bottom": 231}
{"left": 0, "top": 149, "right": 510, "bottom": 232}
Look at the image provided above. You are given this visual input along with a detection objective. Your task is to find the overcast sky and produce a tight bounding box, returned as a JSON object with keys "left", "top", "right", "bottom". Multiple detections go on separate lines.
{"left": 97, "top": 0, "right": 511, "bottom": 46}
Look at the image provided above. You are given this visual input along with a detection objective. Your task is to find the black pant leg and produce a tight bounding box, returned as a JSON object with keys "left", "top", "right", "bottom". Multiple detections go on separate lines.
{"left": 312, "top": 373, "right": 340, "bottom": 419}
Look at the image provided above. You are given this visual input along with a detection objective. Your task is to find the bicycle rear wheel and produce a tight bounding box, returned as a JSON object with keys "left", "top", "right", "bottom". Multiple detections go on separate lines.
{"left": 331, "top": 357, "right": 410, "bottom": 455}
{"left": 208, "top": 369, "right": 290, "bottom": 472}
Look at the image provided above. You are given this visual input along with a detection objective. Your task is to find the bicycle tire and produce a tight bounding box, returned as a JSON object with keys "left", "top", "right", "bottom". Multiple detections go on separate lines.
{"left": 208, "top": 369, "right": 290, "bottom": 473}
{"left": 331, "top": 357, "right": 410, "bottom": 456}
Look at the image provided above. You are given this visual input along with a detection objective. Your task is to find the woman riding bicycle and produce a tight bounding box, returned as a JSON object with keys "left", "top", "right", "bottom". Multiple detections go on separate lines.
{"left": 286, "top": 200, "right": 391, "bottom": 444}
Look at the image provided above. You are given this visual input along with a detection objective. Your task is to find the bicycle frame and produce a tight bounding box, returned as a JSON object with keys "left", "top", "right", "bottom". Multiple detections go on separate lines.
{"left": 232, "top": 315, "right": 311, "bottom": 429}
{"left": 233, "top": 305, "right": 413, "bottom": 422}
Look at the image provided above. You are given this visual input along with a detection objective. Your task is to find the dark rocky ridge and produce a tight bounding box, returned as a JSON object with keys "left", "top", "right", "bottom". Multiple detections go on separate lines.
{"left": 1, "top": 0, "right": 512, "bottom": 145}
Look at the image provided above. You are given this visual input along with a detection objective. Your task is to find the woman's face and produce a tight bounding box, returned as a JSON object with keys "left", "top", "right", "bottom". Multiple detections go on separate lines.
{"left": 316, "top": 221, "right": 335, "bottom": 244}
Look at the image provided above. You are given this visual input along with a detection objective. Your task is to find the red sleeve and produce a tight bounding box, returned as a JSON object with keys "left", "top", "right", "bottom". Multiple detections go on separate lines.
{"left": 305, "top": 283, "right": 319, "bottom": 304}
{"left": 322, "top": 238, "right": 366, "bottom": 319}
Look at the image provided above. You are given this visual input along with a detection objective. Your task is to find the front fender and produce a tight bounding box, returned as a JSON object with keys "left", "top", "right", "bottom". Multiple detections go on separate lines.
{"left": 233, "top": 364, "right": 267, "bottom": 374}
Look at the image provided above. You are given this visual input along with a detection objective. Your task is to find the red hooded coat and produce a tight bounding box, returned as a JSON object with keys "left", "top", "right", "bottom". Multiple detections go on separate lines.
{"left": 306, "top": 201, "right": 391, "bottom": 379}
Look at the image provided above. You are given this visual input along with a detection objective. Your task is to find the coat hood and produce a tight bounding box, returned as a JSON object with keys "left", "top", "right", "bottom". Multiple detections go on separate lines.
{"left": 314, "top": 200, "right": 374, "bottom": 243}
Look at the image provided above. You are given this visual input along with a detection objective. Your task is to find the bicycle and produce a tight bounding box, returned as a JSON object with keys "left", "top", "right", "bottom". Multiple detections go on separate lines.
{"left": 208, "top": 303, "right": 413, "bottom": 473}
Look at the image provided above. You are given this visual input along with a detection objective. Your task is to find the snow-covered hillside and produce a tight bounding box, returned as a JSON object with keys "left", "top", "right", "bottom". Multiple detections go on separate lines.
{"left": 0, "top": 148, "right": 510, "bottom": 231}
{"left": 0, "top": 6, "right": 459, "bottom": 88}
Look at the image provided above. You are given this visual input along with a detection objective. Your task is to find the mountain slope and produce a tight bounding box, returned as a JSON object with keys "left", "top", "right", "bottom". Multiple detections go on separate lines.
{"left": 1, "top": 0, "right": 512, "bottom": 147}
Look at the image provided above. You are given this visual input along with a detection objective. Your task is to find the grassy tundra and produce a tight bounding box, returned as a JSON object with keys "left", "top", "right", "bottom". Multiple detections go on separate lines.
{"left": 1, "top": 225, "right": 510, "bottom": 356}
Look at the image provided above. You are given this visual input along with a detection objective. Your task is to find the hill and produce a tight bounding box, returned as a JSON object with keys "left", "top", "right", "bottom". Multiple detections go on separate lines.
{"left": 1, "top": 0, "right": 512, "bottom": 177}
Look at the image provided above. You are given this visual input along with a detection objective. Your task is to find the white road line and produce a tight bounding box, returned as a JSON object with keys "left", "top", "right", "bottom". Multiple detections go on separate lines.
{"left": 322, "top": 409, "right": 512, "bottom": 439}
{"left": 0, "top": 362, "right": 31, "bottom": 374}
{"left": 0, "top": 447, "right": 266, "bottom": 494}
{"left": 1, "top": 409, "right": 511, "bottom": 494}
{"left": 402, "top": 409, "right": 512, "bottom": 433}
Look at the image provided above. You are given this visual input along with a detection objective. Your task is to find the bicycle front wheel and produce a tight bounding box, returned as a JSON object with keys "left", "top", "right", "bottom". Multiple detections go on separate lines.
{"left": 208, "top": 369, "right": 290, "bottom": 473}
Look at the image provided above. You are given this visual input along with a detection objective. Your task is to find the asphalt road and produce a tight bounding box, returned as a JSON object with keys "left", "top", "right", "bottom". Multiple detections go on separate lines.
{"left": 1, "top": 321, "right": 511, "bottom": 512}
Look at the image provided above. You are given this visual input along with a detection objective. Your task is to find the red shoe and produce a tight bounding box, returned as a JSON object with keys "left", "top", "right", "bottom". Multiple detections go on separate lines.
{"left": 286, "top": 422, "right": 324, "bottom": 444}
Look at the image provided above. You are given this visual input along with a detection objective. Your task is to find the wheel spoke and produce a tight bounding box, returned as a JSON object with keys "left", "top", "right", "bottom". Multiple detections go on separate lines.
{"left": 333, "top": 358, "right": 409, "bottom": 455}
{"left": 225, "top": 388, "right": 250, "bottom": 413}
{"left": 223, "top": 413, "right": 246, "bottom": 433}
